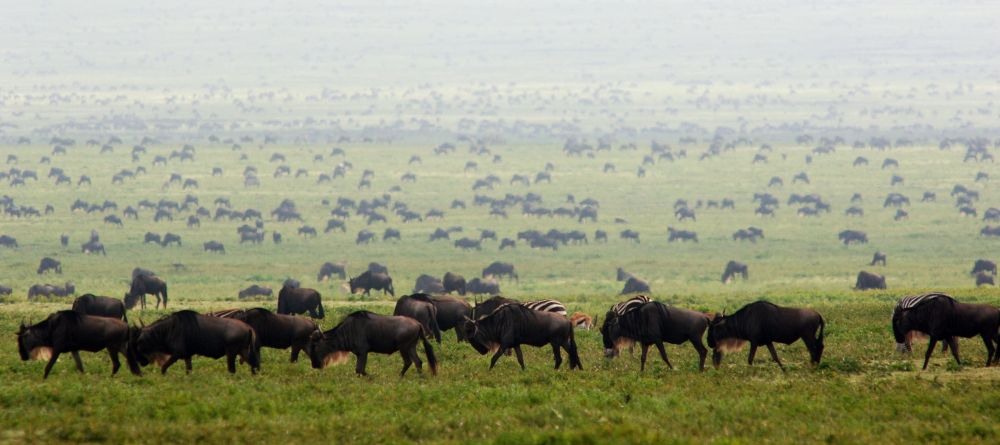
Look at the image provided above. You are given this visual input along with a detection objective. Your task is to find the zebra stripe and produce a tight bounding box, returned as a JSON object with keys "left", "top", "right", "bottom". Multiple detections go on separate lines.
{"left": 893, "top": 293, "right": 953, "bottom": 317}
{"left": 207, "top": 308, "right": 243, "bottom": 318}
{"left": 523, "top": 299, "right": 567, "bottom": 316}
{"left": 611, "top": 295, "right": 651, "bottom": 315}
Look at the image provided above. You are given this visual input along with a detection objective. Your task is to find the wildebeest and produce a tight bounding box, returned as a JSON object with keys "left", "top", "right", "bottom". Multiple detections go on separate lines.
{"left": 143, "top": 232, "right": 162, "bottom": 245}
{"left": 620, "top": 277, "right": 651, "bottom": 295}
{"left": 443, "top": 272, "right": 466, "bottom": 295}
{"left": 349, "top": 270, "right": 395, "bottom": 297}
{"left": 238, "top": 284, "right": 273, "bottom": 299}
{"left": 305, "top": 311, "right": 437, "bottom": 376}
{"left": 72, "top": 294, "right": 127, "bottom": 321}
{"left": 601, "top": 301, "right": 710, "bottom": 371}
{"left": 412, "top": 274, "right": 445, "bottom": 294}
{"left": 125, "top": 310, "right": 260, "bottom": 375}
{"left": 707, "top": 301, "right": 825, "bottom": 370}
{"left": 81, "top": 240, "right": 106, "bottom": 255}
{"left": 124, "top": 273, "right": 168, "bottom": 310}
{"left": 318, "top": 262, "right": 347, "bottom": 281}
{"left": 870, "top": 251, "right": 887, "bottom": 266}
{"left": 210, "top": 308, "right": 319, "bottom": 362}
{"left": 462, "top": 304, "right": 582, "bottom": 370}
{"left": 37, "top": 257, "right": 62, "bottom": 274}
{"left": 28, "top": 282, "right": 75, "bottom": 299}
{"left": 976, "top": 273, "right": 995, "bottom": 287}
{"left": 892, "top": 293, "right": 999, "bottom": 369}
{"left": 0, "top": 234, "right": 18, "bottom": 248}
{"left": 368, "top": 262, "right": 389, "bottom": 275}
{"left": 394, "top": 294, "right": 442, "bottom": 343}
{"left": 18, "top": 311, "right": 130, "bottom": 378}
{"left": 429, "top": 295, "right": 472, "bottom": 341}
{"left": 854, "top": 271, "right": 886, "bottom": 290}
{"left": 971, "top": 259, "right": 997, "bottom": 276}
{"left": 465, "top": 277, "right": 500, "bottom": 295}
{"left": 482, "top": 261, "right": 518, "bottom": 282}
{"left": 203, "top": 241, "right": 225, "bottom": 254}
{"left": 838, "top": 230, "right": 868, "bottom": 246}
{"left": 454, "top": 237, "right": 482, "bottom": 250}
{"left": 160, "top": 233, "right": 182, "bottom": 247}
{"left": 277, "top": 284, "right": 325, "bottom": 318}
{"left": 721, "top": 261, "right": 748, "bottom": 284}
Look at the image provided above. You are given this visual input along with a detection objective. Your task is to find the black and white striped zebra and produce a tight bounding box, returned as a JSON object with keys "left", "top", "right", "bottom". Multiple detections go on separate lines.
{"left": 893, "top": 293, "right": 954, "bottom": 352}
{"left": 610, "top": 295, "right": 652, "bottom": 316}
{"left": 522, "top": 299, "right": 567, "bottom": 317}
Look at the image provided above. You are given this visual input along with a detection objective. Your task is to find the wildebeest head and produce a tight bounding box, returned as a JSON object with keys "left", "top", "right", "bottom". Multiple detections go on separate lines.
{"left": 460, "top": 317, "right": 494, "bottom": 355}
{"left": 706, "top": 312, "right": 746, "bottom": 363}
{"left": 304, "top": 329, "right": 350, "bottom": 369}
{"left": 16, "top": 320, "right": 52, "bottom": 361}
{"left": 598, "top": 311, "right": 631, "bottom": 358}
{"left": 125, "top": 323, "right": 170, "bottom": 375}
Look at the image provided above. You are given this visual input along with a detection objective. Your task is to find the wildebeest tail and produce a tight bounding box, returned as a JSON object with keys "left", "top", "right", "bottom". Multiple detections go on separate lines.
{"left": 420, "top": 328, "right": 438, "bottom": 375}
{"left": 125, "top": 327, "right": 142, "bottom": 376}
{"left": 316, "top": 299, "right": 326, "bottom": 319}
{"left": 247, "top": 329, "right": 261, "bottom": 372}
{"left": 567, "top": 329, "right": 583, "bottom": 370}
{"left": 814, "top": 316, "right": 826, "bottom": 363}
{"left": 162, "top": 283, "right": 168, "bottom": 308}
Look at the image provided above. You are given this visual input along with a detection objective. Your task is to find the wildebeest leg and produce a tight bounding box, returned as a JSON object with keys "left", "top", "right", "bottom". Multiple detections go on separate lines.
{"left": 43, "top": 352, "right": 61, "bottom": 379}
{"left": 980, "top": 335, "right": 994, "bottom": 367}
{"left": 161, "top": 355, "right": 180, "bottom": 374}
{"left": 550, "top": 343, "right": 562, "bottom": 369}
{"left": 747, "top": 343, "right": 759, "bottom": 366}
{"left": 489, "top": 347, "right": 507, "bottom": 369}
{"left": 801, "top": 335, "right": 820, "bottom": 365}
{"left": 922, "top": 338, "right": 938, "bottom": 370}
{"left": 765, "top": 343, "right": 785, "bottom": 371}
{"left": 109, "top": 349, "right": 121, "bottom": 375}
{"left": 290, "top": 347, "right": 300, "bottom": 363}
{"left": 227, "top": 351, "right": 237, "bottom": 374}
{"left": 655, "top": 342, "right": 673, "bottom": 370}
{"left": 514, "top": 346, "right": 527, "bottom": 370}
{"left": 185, "top": 357, "right": 193, "bottom": 374}
{"left": 411, "top": 346, "right": 423, "bottom": 373}
{"left": 355, "top": 352, "right": 369, "bottom": 376}
{"left": 712, "top": 350, "right": 723, "bottom": 368}
{"left": 639, "top": 344, "right": 649, "bottom": 371}
{"left": 691, "top": 338, "right": 708, "bottom": 371}
{"left": 400, "top": 352, "right": 413, "bottom": 377}
{"left": 71, "top": 351, "right": 85, "bottom": 374}
{"left": 945, "top": 337, "right": 961, "bottom": 367}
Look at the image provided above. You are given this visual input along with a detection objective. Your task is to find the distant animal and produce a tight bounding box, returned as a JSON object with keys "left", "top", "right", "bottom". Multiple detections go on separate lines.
{"left": 37, "top": 257, "right": 62, "bottom": 274}
{"left": 620, "top": 277, "right": 651, "bottom": 295}
{"left": 72, "top": 294, "right": 127, "bottom": 321}
{"left": 17, "top": 311, "right": 129, "bottom": 378}
{"left": 975, "top": 273, "right": 994, "bottom": 287}
{"left": 838, "top": 230, "right": 868, "bottom": 245}
{"left": 27, "top": 282, "right": 76, "bottom": 299}
{"left": 870, "top": 252, "right": 887, "bottom": 266}
{"left": 203, "top": 241, "right": 225, "bottom": 254}
{"left": 854, "top": 271, "right": 886, "bottom": 290}
{"left": 465, "top": 277, "right": 500, "bottom": 295}
{"left": 277, "top": 285, "right": 325, "bottom": 319}
{"left": 349, "top": 270, "right": 395, "bottom": 297}
{"left": 462, "top": 304, "right": 582, "bottom": 370}
{"left": 892, "top": 293, "right": 999, "bottom": 369}
{"left": 707, "top": 301, "right": 825, "bottom": 370}
{"left": 125, "top": 310, "right": 260, "bottom": 375}
{"left": 317, "top": 262, "right": 347, "bottom": 281}
{"left": 721, "top": 261, "right": 748, "bottom": 284}
{"left": 306, "top": 311, "right": 437, "bottom": 376}
{"left": 412, "top": 274, "right": 445, "bottom": 294}
{"left": 81, "top": 240, "right": 106, "bottom": 255}
{"left": 971, "top": 259, "right": 997, "bottom": 276}
{"left": 124, "top": 274, "right": 168, "bottom": 310}
{"left": 394, "top": 294, "right": 442, "bottom": 343}
{"left": 238, "top": 285, "right": 273, "bottom": 300}
{"left": 600, "top": 301, "right": 710, "bottom": 371}
{"left": 429, "top": 296, "right": 472, "bottom": 340}
{"left": 482, "top": 261, "right": 518, "bottom": 282}
{"left": 210, "top": 308, "right": 319, "bottom": 363}
{"left": 443, "top": 272, "right": 467, "bottom": 295}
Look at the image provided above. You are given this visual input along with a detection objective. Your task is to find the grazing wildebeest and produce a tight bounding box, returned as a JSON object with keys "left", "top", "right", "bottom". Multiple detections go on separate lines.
{"left": 305, "top": 311, "right": 437, "bottom": 376}
{"left": 0, "top": 234, "right": 18, "bottom": 248}
{"left": 203, "top": 241, "right": 225, "bottom": 254}
{"left": 429, "top": 295, "right": 472, "bottom": 341}
{"left": 616, "top": 267, "right": 634, "bottom": 281}
{"left": 160, "top": 233, "right": 181, "bottom": 247}
{"left": 238, "top": 284, "right": 273, "bottom": 299}
{"left": 125, "top": 310, "right": 260, "bottom": 375}
{"left": 124, "top": 274, "right": 168, "bottom": 310}
{"left": 413, "top": 274, "right": 445, "bottom": 294}
{"left": 620, "top": 277, "right": 651, "bottom": 295}
{"left": 854, "top": 271, "right": 886, "bottom": 290}
{"left": 892, "top": 293, "right": 999, "bottom": 369}
{"left": 143, "top": 232, "right": 162, "bottom": 245}
{"left": 620, "top": 229, "right": 640, "bottom": 243}
{"left": 394, "top": 294, "right": 442, "bottom": 343}
{"left": 462, "top": 304, "right": 582, "bottom": 370}
{"left": 443, "top": 272, "right": 467, "bottom": 295}
{"left": 870, "top": 252, "right": 887, "bottom": 266}
{"left": 210, "top": 308, "right": 319, "bottom": 362}
{"left": 454, "top": 237, "right": 482, "bottom": 250}
{"left": 499, "top": 238, "right": 516, "bottom": 250}
{"left": 28, "top": 283, "right": 76, "bottom": 299}
{"left": 81, "top": 240, "right": 106, "bottom": 255}
{"left": 37, "top": 257, "right": 62, "bottom": 274}
{"left": 707, "top": 301, "right": 825, "bottom": 370}
{"left": 482, "top": 261, "right": 518, "bottom": 282}
{"left": 466, "top": 278, "right": 500, "bottom": 295}
{"left": 976, "top": 273, "right": 995, "bottom": 287}
{"left": 349, "top": 271, "right": 395, "bottom": 297}
{"left": 72, "top": 294, "right": 127, "bottom": 321}
{"left": 277, "top": 285, "right": 325, "bottom": 318}
{"left": 971, "top": 259, "right": 997, "bottom": 276}
{"left": 721, "top": 261, "right": 748, "bottom": 284}
{"left": 368, "top": 262, "right": 389, "bottom": 275}
{"left": 601, "top": 301, "right": 710, "bottom": 371}
{"left": 838, "top": 230, "right": 868, "bottom": 245}
{"left": 318, "top": 262, "right": 347, "bottom": 281}
{"left": 18, "top": 311, "right": 129, "bottom": 378}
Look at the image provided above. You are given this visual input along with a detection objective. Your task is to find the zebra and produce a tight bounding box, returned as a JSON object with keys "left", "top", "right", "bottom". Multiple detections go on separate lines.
{"left": 522, "top": 299, "right": 568, "bottom": 317}
{"left": 893, "top": 293, "right": 954, "bottom": 353}
{"left": 610, "top": 295, "right": 652, "bottom": 316}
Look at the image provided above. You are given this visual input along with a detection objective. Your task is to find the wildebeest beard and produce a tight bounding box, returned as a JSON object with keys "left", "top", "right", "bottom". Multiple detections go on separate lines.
{"left": 17, "top": 322, "right": 54, "bottom": 361}
{"left": 714, "top": 338, "right": 747, "bottom": 353}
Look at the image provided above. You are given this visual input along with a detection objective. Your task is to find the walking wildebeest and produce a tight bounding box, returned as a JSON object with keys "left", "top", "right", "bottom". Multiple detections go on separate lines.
{"left": 210, "top": 308, "right": 320, "bottom": 363}
{"left": 870, "top": 251, "right": 887, "bottom": 266}
{"left": 707, "top": 301, "right": 825, "bottom": 370}
{"left": 854, "top": 271, "right": 886, "bottom": 290}
{"left": 892, "top": 293, "right": 999, "bottom": 369}
{"left": 413, "top": 274, "right": 445, "bottom": 294}
{"left": 203, "top": 241, "right": 225, "bottom": 254}
{"left": 429, "top": 295, "right": 472, "bottom": 341}
{"left": 620, "top": 277, "right": 651, "bottom": 295}
{"left": 349, "top": 271, "right": 395, "bottom": 297}
{"left": 305, "top": 311, "right": 437, "bottom": 376}
{"left": 72, "top": 294, "right": 127, "bottom": 321}
{"left": 971, "top": 259, "right": 997, "bottom": 276}
{"left": 28, "top": 282, "right": 75, "bottom": 299}
{"left": 318, "top": 262, "right": 347, "bottom": 281}
{"left": 125, "top": 310, "right": 260, "bottom": 375}
{"left": 482, "top": 261, "right": 518, "bottom": 282}
{"left": 394, "top": 294, "right": 442, "bottom": 343}
{"left": 238, "top": 284, "right": 273, "bottom": 299}
{"left": 277, "top": 284, "right": 325, "bottom": 318}
{"left": 462, "top": 304, "right": 582, "bottom": 370}
{"left": 443, "top": 272, "right": 467, "bottom": 295}
{"left": 601, "top": 301, "right": 710, "bottom": 371}
{"left": 18, "top": 311, "right": 130, "bottom": 378}
{"left": 465, "top": 277, "right": 500, "bottom": 295}
{"left": 37, "top": 257, "right": 62, "bottom": 274}
{"left": 721, "top": 261, "right": 748, "bottom": 284}
{"left": 124, "top": 274, "right": 168, "bottom": 309}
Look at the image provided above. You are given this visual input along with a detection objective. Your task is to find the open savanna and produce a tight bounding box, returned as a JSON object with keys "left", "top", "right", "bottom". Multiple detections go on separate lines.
{"left": 0, "top": 140, "right": 998, "bottom": 444}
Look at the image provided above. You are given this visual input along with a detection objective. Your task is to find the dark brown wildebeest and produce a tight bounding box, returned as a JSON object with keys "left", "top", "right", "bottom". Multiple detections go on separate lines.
{"left": 412, "top": 274, "right": 445, "bottom": 294}
{"left": 976, "top": 273, "right": 995, "bottom": 287}
{"left": 620, "top": 229, "right": 640, "bottom": 243}
{"left": 462, "top": 303, "right": 582, "bottom": 370}
{"left": 28, "top": 282, "right": 75, "bottom": 299}
{"left": 971, "top": 259, "right": 997, "bottom": 276}
{"left": 620, "top": 277, "right": 651, "bottom": 295}
{"left": 160, "top": 233, "right": 181, "bottom": 247}
{"left": 466, "top": 278, "right": 500, "bottom": 295}
{"left": 471, "top": 295, "right": 520, "bottom": 319}
{"left": 18, "top": 311, "right": 130, "bottom": 378}
{"left": 394, "top": 294, "right": 442, "bottom": 343}
{"left": 305, "top": 311, "right": 437, "bottom": 376}
{"left": 721, "top": 261, "right": 748, "bottom": 284}
{"left": 854, "top": 271, "right": 886, "bottom": 290}
{"left": 277, "top": 285, "right": 325, "bottom": 318}
{"left": 443, "top": 272, "right": 466, "bottom": 295}
{"left": 349, "top": 270, "right": 395, "bottom": 297}
{"left": 143, "top": 232, "right": 161, "bottom": 245}
{"left": 238, "top": 284, "right": 273, "bottom": 299}
{"left": 126, "top": 310, "right": 260, "bottom": 375}
{"left": 0, "top": 234, "right": 18, "bottom": 248}
{"left": 368, "top": 262, "right": 389, "bottom": 275}
{"left": 454, "top": 237, "right": 482, "bottom": 250}
{"left": 72, "top": 294, "right": 127, "bottom": 321}
{"left": 37, "top": 257, "right": 62, "bottom": 274}
{"left": 430, "top": 295, "right": 472, "bottom": 341}
{"left": 600, "top": 301, "right": 710, "bottom": 371}
{"left": 482, "top": 261, "right": 518, "bottom": 282}
{"left": 210, "top": 308, "right": 319, "bottom": 363}
{"left": 892, "top": 293, "right": 999, "bottom": 369}
{"left": 318, "top": 262, "right": 347, "bottom": 281}
{"left": 203, "top": 241, "right": 225, "bottom": 254}
{"left": 124, "top": 274, "right": 168, "bottom": 310}
{"left": 616, "top": 267, "right": 634, "bottom": 281}
{"left": 81, "top": 240, "right": 106, "bottom": 255}
{"left": 838, "top": 230, "right": 868, "bottom": 245}
{"left": 707, "top": 301, "right": 825, "bottom": 370}
{"left": 870, "top": 251, "right": 887, "bottom": 266}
